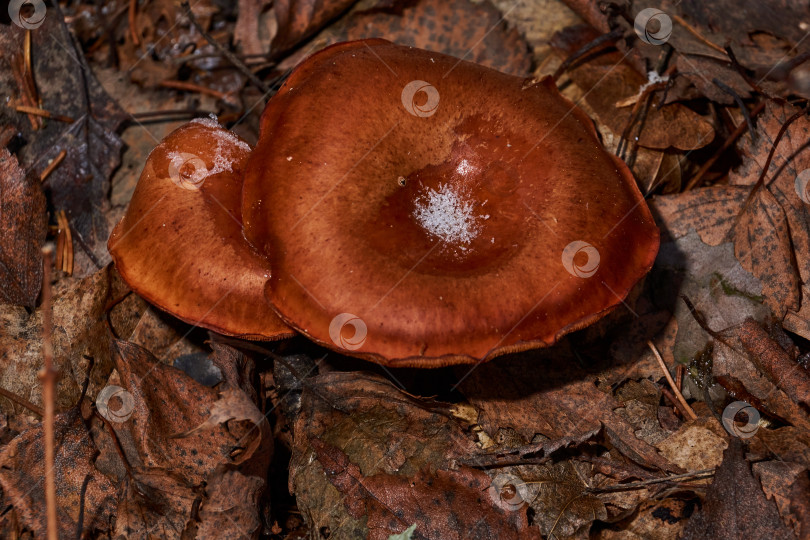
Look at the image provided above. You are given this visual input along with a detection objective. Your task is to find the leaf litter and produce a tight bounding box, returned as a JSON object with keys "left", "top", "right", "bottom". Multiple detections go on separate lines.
{"left": 0, "top": 0, "right": 809, "bottom": 537}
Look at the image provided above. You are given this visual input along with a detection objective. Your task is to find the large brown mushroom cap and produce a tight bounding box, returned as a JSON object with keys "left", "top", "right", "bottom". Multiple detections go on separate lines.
{"left": 109, "top": 119, "right": 293, "bottom": 340}
{"left": 243, "top": 39, "right": 659, "bottom": 367}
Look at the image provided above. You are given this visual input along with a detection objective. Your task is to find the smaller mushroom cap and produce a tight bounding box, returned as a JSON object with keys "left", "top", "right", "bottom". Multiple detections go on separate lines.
{"left": 243, "top": 39, "right": 659, "bottom": 367}
{"left": 108, "top": 119, "right": 293, "bottom": 340}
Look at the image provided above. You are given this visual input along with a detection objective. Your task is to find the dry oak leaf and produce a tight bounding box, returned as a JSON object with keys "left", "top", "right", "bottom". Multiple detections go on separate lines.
{"left": 652, "top": 180, "right": 799, "bottom": 319}
{"left": 311, "top": 438, "right": 540, "bottom": 540}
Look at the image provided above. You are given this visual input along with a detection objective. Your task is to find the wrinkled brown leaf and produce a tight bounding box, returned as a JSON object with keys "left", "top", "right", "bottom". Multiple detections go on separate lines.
{"left": 456, "top": 352, "right": 680, "bottom": 473}
{"left": 729, "top": 101, "right": 810, "bottom": 314}
{"left": 681, "top": 439, "right": 793, "bottom": 539}
{"left": 105, "top": 340, "right": 271, "bottom": 538}
{"left": 311, "top": 438, "right": 539, "bottom": 540}
{"left": 172, "top": 385, "right": 268, "bottom": 465}
{"left": 550, "top": 25, "right": 714, "bottom": 151}
{"left": 0, "top": 148, "right": 47, "bottom": 307}
{"left": 0, "top": 265, "right": 138, "bottom": 412}
{"left": 272, "top": 0, "right": 358, "bottom": 54}
{"left": 520, "top": 460, "right": 607, "bottom": 537}
{"left": 196, "top": 469, "right": 265, "bottom": 539}
{"left": 0, "top": 408, "right": 117, "bottom": 536}
{"left": 740, "top": 318, "right": 810, "bottom": 407}
{"left": 289, "top": 370, "right": 487, "bottom": 538}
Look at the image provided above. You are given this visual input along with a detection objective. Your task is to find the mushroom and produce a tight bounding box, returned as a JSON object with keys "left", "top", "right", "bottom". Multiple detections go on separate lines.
{"left": 242, "top": 39, "right": 659, "bottom": 367}
{"left": 108, "top": 118, "right": 293, "bottom": 340}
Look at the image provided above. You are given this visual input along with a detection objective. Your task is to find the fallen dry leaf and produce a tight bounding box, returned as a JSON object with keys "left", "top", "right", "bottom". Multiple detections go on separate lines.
{"left": 740, "top": 318, "right": 810, "bottom": 408}
{"left": 0, "top": 407, "right": 117, "bottom": 537}
{"left": 289, "top": 370, "right": 495, "bottom": 538}
{"left": 272, "top": 0, "right": 358, "bottom": 54}
{"left": 0, "top": 9, "right": 125, "bottom": 276}
{"left": 101, "top": 339, "right": 272, "bottom": 539}
{"left": 310, "top": 438, "right": 540, "bottom": 540}
{"left": 326, "top": 0, "right": 532, "bottom": 76}
{"left": 550, "top": 25, "right": 715, "bottom": 151}
{"left": 0, "top": 265, "right": 138, "bottom": 412}
{"left": 0, "top": 148, "right": 47, "bottom": 307}
{"left": 681, "top": 439, "right": 793, "bottom": 539}
{"left": 455, "top": 351, "right": 679, "bottom": 473}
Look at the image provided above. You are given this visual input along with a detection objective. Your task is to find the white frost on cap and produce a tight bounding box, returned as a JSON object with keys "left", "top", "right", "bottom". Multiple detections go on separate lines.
{"left": 412, "top": 183, "right": 488, "bottom": 245}
{"left": 190, "top": 116, "right": 251, "bottom": 152}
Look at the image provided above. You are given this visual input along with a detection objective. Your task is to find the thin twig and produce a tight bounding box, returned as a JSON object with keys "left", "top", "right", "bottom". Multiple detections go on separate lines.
{"left": 0, "top": 387, "right": 44, "bottom": 416}
{"left": 724, "top": 105, "right": 808, "bottom": 243}
{"left": 588, "top": 468, "right": 715, "bottom": 493}
{"left": 128, "top": 0, "right": 140, "bottom": 46}
{"left": 685, "top": 101, "right": 766, "bottom": 191}
{"left": 40, "top": 150, "right": 66, "bottom": 183}
{"left": 40, "top": 245, "right": 58, "bottom": 540}
{"left": 180, "top": 1, "right": 271, "bottom": 94}
{"left": 552, "top": 28, "right": 625, "bottom": 82}
{"left": 159, "top": 80, "right": 236, "bottom": 103}
{"left": 13, "top": 105, "right": 73, "bottom": 123}
{"left": 713, "top": 78, "right": 756, "bottom": 142}
{"left": 648, "top": 340, "right": 697, "bottom": 420}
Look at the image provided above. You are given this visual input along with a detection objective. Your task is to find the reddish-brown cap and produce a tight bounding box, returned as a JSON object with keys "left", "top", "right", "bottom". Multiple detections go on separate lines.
{"left": 109, "top": 119, "right": 293, "bottom": 340}
{"left": 243, "top": 39, "right": 659, "bottom": 367}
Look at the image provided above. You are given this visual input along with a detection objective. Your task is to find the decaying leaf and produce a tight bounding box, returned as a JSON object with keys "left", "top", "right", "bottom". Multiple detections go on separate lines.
{"left": 0, "top": 265, "right": 139, "bottom": 412}
{"left": 0, "top": 148, "right": 47, "bottom": 308}
{"left": 550, "top": 25, "right": 715, "bottom": 151}
{"left": 0, "top": 9, "right": 125, "bottom": 276}
{"left": 322, "top": 0, "right": 532, "bottom": 76}
{"left": 289, "top": 370, "right": 502, "bottom": 538}
{"left": 455, "top": 352, "right": 679, "bottom": 473}
{"left": 172, "top": 385, "right": 268, "bottom": 464}
{"left": 681, "top": 439, "right": 793, "bottom": 539}
{"left": 0, "top": 408, "right": 117, "bottom": 537}
{"left": 310, "top": 438, "right": 540, "bottom": 540}
{"left": 101, "top": 340, "right": 272, "bottom": 538}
